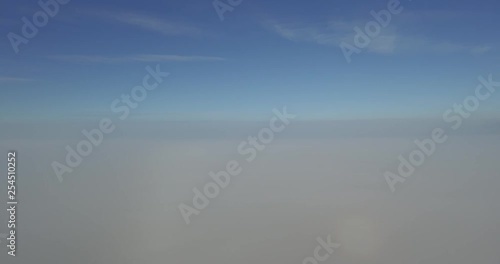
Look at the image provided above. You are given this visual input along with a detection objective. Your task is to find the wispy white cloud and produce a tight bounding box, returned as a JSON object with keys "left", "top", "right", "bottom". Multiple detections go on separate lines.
{"left": 48, "top": 54, "right": 226, "bottom": 63}
{"left": 265, "top": 15, "right": 492, "bottom": 55}
{"left": 267, "top": 21, "right": 345, "bottom": 46}
{"left": 387, "top": 36, "right": 493, "bottom": 54}
{"left": 471, "top": 45, "right": 492, "bottom": 54}
{"left": 0, "top": 77, "right": 32, "bottom": 82}
{"left": 265, "top": 20, "right": 397, "bottom": 51}
{"left": 81, "top": 10, "right": 202, "bottom": 37}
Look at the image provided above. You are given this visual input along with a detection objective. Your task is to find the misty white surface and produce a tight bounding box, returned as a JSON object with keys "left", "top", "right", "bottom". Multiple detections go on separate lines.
{"left": 0, "top": 121, "right": 499, "bottom": 264}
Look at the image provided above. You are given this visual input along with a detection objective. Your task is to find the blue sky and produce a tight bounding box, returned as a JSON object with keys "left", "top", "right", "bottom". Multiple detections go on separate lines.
{"left": 1, "top": 0, "right": 499, "bottom": 121}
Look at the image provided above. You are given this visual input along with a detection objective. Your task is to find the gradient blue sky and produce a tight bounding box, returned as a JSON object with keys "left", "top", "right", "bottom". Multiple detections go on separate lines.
{"left": 1, "top": 0, "right": 499, "bottom": 121}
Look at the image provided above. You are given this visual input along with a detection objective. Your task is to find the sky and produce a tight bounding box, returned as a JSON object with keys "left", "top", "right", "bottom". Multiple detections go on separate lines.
{"left": 1, "top": 0, "right": 500, "bottom": 121}
{"left": 1, "top": 1, "right": 500, "bottom": 263}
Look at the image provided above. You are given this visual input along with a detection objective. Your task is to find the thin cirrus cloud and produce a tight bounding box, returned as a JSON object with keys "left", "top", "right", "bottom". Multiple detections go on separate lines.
{"left": 0, "top": 76, "right": 33, "bottom": 82}
{"left": 265, "top": 20, "right": 398, "bottom": 54}
{"left": 80, "top": 9, "right": 202, "bottom": 37}
{"left": 48, "top": 54, "right": 226, "bottom": 63}
{"left": 264, "top": 17, "right": 492, "bottom": 55}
